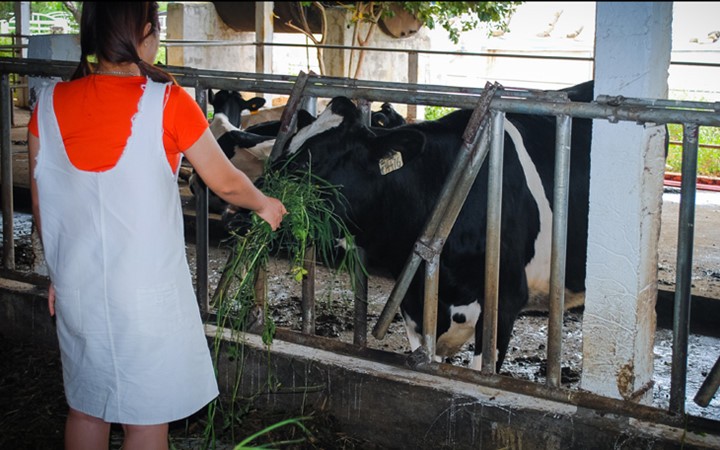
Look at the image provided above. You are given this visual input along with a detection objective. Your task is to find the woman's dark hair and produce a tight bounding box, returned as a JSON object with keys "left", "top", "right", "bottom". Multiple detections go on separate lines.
{"left": 72, "top": 2, "right": 176, "bottom": 84}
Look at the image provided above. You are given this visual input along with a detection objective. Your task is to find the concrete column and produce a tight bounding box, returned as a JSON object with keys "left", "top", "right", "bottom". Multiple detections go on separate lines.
{"left": 255, "top": 2, "right": 274, "bottom": 75}
{"left": 581, "top": 2, "right": 671, "bottom": 403}
{"left": 323, "top": 8, "right": 353, "bottom": 78}
{"left": 255, "top": 2, "right": 274, "bottom": 103}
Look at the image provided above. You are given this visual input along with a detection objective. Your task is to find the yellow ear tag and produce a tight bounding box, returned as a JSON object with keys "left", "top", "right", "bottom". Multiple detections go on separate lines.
{"left": 379, "top": 150, "right": 403, "bottom": 175}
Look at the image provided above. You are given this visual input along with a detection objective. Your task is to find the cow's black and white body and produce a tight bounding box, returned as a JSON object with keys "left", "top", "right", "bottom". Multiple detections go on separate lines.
{"left": 275, "top": 81, "right": 594, "bottom": 370}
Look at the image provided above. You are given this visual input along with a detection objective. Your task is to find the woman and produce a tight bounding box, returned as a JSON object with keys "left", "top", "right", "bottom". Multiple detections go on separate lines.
{"left": 27, "top": 3, "right": 287, "bottom": 449}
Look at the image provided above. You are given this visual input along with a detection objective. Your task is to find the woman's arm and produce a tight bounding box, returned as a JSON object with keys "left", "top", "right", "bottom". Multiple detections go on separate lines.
{"left": 183, "top": 129, "right": 287, "bottom": 230}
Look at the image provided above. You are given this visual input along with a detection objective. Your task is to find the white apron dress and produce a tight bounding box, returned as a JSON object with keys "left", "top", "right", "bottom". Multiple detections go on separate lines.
{"left": 33, "top": 78, "right": 219, "bottom": 425}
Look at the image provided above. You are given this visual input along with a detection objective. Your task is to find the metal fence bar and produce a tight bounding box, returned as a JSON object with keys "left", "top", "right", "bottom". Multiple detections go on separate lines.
{"left": 2, "top": 59, "right": 719, "bottom": 126}
{"left": 353, "top": 247, "right": 368, "bottom": 347}
{"left": 694, "top": 355, "right": 720, "bottom": 407}
{"left": 546, "top": 114, "right": 573, "bottom": 387}
{"left": 301, "top": 245, "right": 316, "bottom": 335}
{"left": 481, "top": 110, "right": 506, "bottom": 374}
{"left": 1, "top": 73, "right": 14, "bottom": 270}
{"left": 421, "top": 253, "right": 440, "bottom": 362}
{"left": 670, "top": 123, "right": 700, "bottom": 414}
{"left": 193, "top": 83, "right": 210, "bottom": 314}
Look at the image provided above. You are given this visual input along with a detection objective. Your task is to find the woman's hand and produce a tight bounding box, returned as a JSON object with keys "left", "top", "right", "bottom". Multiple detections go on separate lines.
{"left": 255, "top": 196, "right": 288, "bottom": 231}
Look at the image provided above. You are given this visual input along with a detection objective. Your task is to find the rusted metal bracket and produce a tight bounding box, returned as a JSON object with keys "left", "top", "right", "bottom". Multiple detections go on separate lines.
{"left": 269, "top": 70, "right": 314, "bottom": 161}
{"left": 695, "top": 355, "right": 720, "bottom": 407}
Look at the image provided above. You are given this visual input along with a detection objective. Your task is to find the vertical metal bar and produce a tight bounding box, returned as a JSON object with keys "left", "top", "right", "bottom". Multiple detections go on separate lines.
{"left": 1, "top": 73, "right": 15, "bottom": 270}
{"left": 670, "top": 123, "right": 699, "bottom": 414}
{"left": 422, "top": 254, "right": 440, "bottom": 361}
{"left": 254, "top": 266, "right": 267, "bottom": 310}
{"left": 546, "top": 114, "right": 572, "bottom": 387}
{"left": 481, "top": 111, "right": 505, "bottom": 374}
{"left": 194, "top": 85, "right": 209, "bottom": 313}
{"left": 301, "top": 245, "right": 316, "bottom": 334}
{"left": 357, "top": 97, "right": 371, "bottom": 127}
{"left": 270, "top": 71, "right": 311, "bottom": 161}
{"left": 406, "top": 51, "right": 418, "bottom": 122}
{"left": 300, "top": 95, "right": 317, "bottom": 117}
{"left": 353, "top": 247, "right": 368, "bottom": 347}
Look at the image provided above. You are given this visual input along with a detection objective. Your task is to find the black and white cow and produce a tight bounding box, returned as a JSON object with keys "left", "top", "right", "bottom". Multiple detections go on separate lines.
{"left": 197, "top": 88, "right": 317, "bottom": 216}
{"left": 272, "top": 81, "right": 594, "bottom": 371}
{"left": 209, "top": 89, "right": 266, "bottom": 129}
{"left": 207, "top": 89, "right": 274, "bottom": 164}
{"left": 371, "top": 102, "right": 407, "bottom": 128}
{"left": 189, "top": 91, "right": 275, "bottom": 214}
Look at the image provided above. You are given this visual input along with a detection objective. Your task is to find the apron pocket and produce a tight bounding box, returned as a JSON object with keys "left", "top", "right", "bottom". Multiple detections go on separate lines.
{"left": 134, "top": 283, "right": 187, "bottom": 337}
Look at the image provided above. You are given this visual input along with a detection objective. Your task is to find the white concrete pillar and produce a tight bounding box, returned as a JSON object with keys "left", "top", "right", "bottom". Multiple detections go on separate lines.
{"left": 581, "top": 2, "right": 671, "bottom": 403}
{"left": 255, "top": 2, "right": 274, "bottom": 103}
{"left": 255, "top": 2, "right": 274, "bottom": 75}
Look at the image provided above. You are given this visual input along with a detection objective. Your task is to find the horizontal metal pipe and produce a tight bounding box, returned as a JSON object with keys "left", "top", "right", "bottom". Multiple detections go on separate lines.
{"left": 3, "top": 58, "right": 718, "bottom": 127}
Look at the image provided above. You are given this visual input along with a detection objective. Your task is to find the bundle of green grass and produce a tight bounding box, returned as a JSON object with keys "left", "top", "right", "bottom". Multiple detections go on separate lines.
{"left": 211, "top": 167, "right": 364, "bottom": 345}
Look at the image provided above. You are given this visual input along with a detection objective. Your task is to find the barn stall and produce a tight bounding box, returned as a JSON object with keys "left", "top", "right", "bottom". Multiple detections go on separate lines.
{"left": 1, "top": 53, "right": 719, "bottom": 448}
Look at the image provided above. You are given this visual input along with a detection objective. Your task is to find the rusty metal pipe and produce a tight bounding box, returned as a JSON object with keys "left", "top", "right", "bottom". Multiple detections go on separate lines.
{"left": 481, "top": 111, "right": 505, "bottom": 374}
{"left": 670, "top": 123, "right": 699, "bottom": 414}
{"left": 546, "top": 114, "right": 572, "bottom": 387}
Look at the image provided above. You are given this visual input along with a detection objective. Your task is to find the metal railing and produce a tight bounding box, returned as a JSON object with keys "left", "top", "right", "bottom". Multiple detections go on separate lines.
{"left": 1, "top": 57, "right": 719, "bottom": 434}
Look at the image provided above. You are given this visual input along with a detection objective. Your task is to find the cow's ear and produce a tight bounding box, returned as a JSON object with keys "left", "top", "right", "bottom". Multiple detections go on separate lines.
{"left": 368, "top": 129, "right": 425, "bottom": 175}
{"left": 247, "top": 97, "right": 267, "bottom": 112}
{"left": 297, "top": 109, "right": 316, "bottom": 130}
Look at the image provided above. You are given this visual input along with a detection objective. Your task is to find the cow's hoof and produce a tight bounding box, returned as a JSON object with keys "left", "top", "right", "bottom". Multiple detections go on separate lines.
{"left": 406, "top": 347, "right": 431, "bottom": 369}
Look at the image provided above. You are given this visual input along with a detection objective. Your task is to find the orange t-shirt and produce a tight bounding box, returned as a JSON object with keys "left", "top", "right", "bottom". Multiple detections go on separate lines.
{"left": 28, "top": 74, "right": 208, "bottom": 173}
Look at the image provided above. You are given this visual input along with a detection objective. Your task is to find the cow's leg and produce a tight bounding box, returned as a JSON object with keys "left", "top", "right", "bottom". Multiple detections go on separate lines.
{"left": 471, "top": 269, "right": 528, "bottom": 372}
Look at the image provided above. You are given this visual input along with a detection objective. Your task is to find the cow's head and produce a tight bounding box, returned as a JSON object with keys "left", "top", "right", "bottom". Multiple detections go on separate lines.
{"left": 208, "top": 90, "right": 266, "bottom": 128}
{"left": 371, "top": 102, "right": 406, "bottom": 128}
{"left": 275, "top": 97, "right": 425, "bottom": 185}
